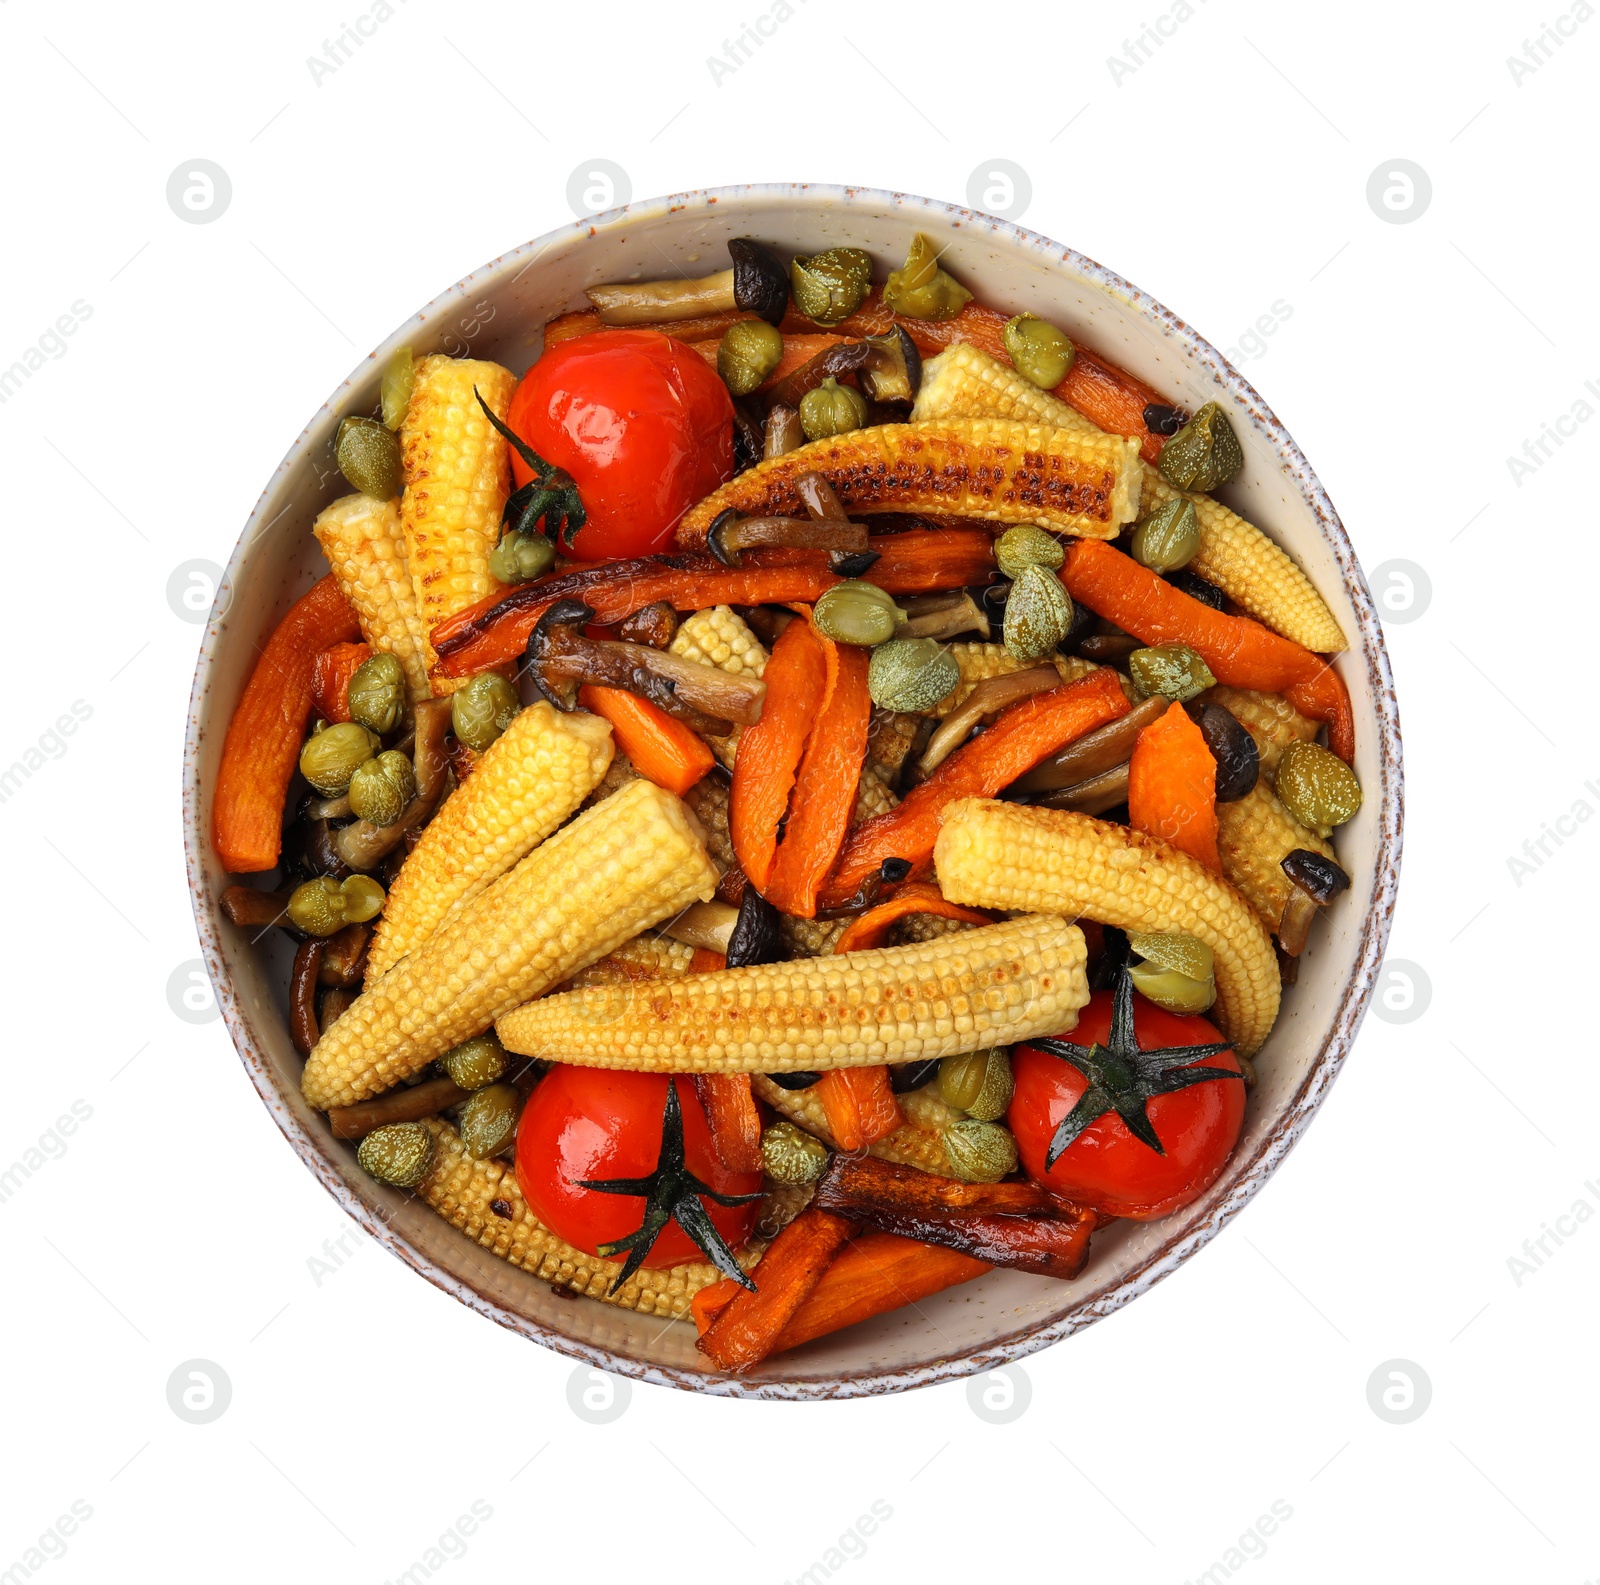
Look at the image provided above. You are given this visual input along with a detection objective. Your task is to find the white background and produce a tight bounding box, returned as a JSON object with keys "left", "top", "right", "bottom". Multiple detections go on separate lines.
{"left": 0, "top": 0, "right": 1591, "bottom": 1580}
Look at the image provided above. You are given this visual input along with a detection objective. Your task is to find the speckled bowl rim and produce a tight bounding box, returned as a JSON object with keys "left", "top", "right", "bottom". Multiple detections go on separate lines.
{"left": 184, "top": 182, "right": 1402, "bottom": 1400}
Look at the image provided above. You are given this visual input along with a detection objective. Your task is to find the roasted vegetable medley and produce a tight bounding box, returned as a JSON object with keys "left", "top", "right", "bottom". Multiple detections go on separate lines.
{"left": 210, "top": 230, "right": 1360, "bottom": 1370}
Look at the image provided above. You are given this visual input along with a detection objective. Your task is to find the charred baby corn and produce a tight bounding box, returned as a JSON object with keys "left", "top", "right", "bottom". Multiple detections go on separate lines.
{"left": 312, "top": 493, "right": 432, "bottom": 702}
{"left": 675, "top": 419, "right": 1143, "bottom": 545}
{"left": 366, "top": 702, "right": 616, "bottom": 981}
{"left": 934, "top": 798, "right": 1279, "bottom": 1056}
{"left": 497, "top": 915, "right": 1090, "bottom": 1073}
{"left": 399, "top": 354, "right": 518, "bottom": 690}
{"left": 302, "top": 779, "right": 718, "bottom": 1109}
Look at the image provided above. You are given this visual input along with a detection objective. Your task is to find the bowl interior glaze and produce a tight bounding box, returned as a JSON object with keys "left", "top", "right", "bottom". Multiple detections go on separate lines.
{"left": 184, "top": 184, "right": 1401, "bottom": 1399}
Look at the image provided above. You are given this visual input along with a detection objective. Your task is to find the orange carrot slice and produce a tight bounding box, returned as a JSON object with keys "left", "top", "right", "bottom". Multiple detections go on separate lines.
{"left": 577, "top": 684, "right": 713, "bottom": 796}
{"left": 830, "top": 882, "right": 993, "bottom": 956}
{"left": 1128, "top": 701, "right": 1221, "bottom": 872}
{"left": 310, "top": 641, "right": 371, "bottom": 725}
{"left": 814, "top": 1067, "right": 901, "bottom": 1153}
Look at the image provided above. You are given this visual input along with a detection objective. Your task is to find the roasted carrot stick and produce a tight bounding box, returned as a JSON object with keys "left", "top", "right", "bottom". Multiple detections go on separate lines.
{"left": 813, "top": 1152, "right": 1078, "bottom": 1219}
{"left": 694, "top": 1072, "right": 763, "bottom": 1175}
{"left": 728, "top": 618, "right": 827, "bottom": 891}
{"left": 310, "top": 640, "right": 371, "bottom": 724}
{"left": 762, "top": 635, "right": 872, "bottom": 918}
{"left": 818, "top": 666, "right": 1131, "bottom": 909}
{"left": 1061, "top": 540, "right": 1355, "bottom": 762}
{"left": 1127, "top": 701, "right": 1221, "bottom": 872}
{"left": 830, "top": 881, "right": 992, "bottom": 955}
{"left": 213, "top": 574, "right": 362, "bottom": 873}
{"left": 577, "top": 683, "right": 713, "bottom": 796}
{"left": 1057, "top": 349, "right": 1166, "bottom": 463}
{"left": 840, "top": 1206, "right": 1094, "bottom": 1279}
{"left": 696, "top": 1207, "right": 858, "bottom": 1373}
{"left": 689, "top": 948, "right": 728, "bottom": 974}
{"left": 814, "top": 1066, "right": 902, "bottom": 1152}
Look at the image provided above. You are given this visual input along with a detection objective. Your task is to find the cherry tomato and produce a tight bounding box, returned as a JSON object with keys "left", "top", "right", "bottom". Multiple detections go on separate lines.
{"left": 515, "top": 1067, "right": 760, "bottom": 1268}
{"left": 505, "top": 329, "right": 734, "bottom": 560}
{"left": 1010, "top": 989, "right": 1245, "bottom": 1220}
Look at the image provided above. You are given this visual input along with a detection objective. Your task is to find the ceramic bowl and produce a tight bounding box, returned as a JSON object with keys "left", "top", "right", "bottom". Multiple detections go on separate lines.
{"left": 183, "top": 183, "right": 1402, "bottom": 1398}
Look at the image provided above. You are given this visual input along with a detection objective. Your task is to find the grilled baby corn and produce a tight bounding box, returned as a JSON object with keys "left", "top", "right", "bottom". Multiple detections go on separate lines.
{"left": 312, "top": 493, "right": 432, "bottom": 702}
{"left": 669, "top": 604, "right": 769, "bottom": 771}
{"left": 366, "top": 702, "right": 616, "bottom": 981}
{"left": 752, "top": 1075, "right": 958, "bottom": 1176}
{"left": 1203, "top": 685, "right": 1319, "bottom": 775}
{"left": 1217, "top": 780, "right": 1336, "bottom": 931}
{"left": 497, "top": 915, "right": 1090, "bottom": 1073}
{"left": 675, "top": 419, "right": 1143, "bottom": 545}
{"left": 934, "top": 798, "right": 1279, "bottom": 1056}
{"left": 302, "top": 778, "right": 718, "bottom": 1109}
{"left": 928, "top": 644, "right": 1108, "bottom": 718}
{"left": 913, "top": 345, "right": 1346, "bottom": 653}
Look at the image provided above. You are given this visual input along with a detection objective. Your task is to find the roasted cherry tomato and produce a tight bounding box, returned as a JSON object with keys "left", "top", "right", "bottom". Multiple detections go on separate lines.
{"left": 505, "top": 328, "right": 734, "bottom": 560}
{"left": 515, "top": 1067, "right": 760, "bottom": 1269}
{"left": 1010, "top": 985, "right": 1244, "bottom": 1220}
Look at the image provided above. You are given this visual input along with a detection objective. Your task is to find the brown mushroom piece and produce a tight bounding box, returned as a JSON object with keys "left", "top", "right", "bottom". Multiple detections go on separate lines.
{"left": 618, "top": 601, "right": 680, "bottom": 650}
{"left": 1276, "top": 849, "right": 1352, "bottom": 956}
{"left": 527, "top": 599, "right": 766, "bottom": 733}
{"left": 1195, "top": 703, "right": 1260, "bottom": 801}
{"left": 318, "top": 986, "right": 357, "bottom": 1032}
{"left": 915, "top": 667, "right": 1061, "bottom": 779}
{"left": 332, "top": 697, "right": 453, "bottom": 871}
{"left": 290, "top": 939, "right": 326, "bottom": 1055}
{"left": 318, "top": 923, "right": 371, "bottom": 987}
{"left": 1027, "top": 762, "right": 1131, "bottom": 816}
{"left": 764, "top": 327, "right": 922, "bottom": 412}
{"left": 325, "top": 1074, "right": 471, "bottom": 1139}
{"left": 585, "top": 238, "right": 789, "bottom": 326}
{"left": 764, "top": 403, "right": 803, "bottom": 459}
{"left": 661, "top": 900, "right": 741, "bottom": 954}
{"left": 219, "top": 884, "right": 297, "bottom": 929}
{"left": 705, "top": 509, "right": 868, "bottom": 567}
{"left": 898, "top": 590, "right": 990, "bottom": 642}
{"left": 1012, "top": 694, "right": 1168, "bottom": 792}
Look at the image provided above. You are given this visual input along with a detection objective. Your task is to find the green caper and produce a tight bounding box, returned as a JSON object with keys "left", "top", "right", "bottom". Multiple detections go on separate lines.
{"left": 798, "top": 376, "right": 868, "bottom": 441}
{"left": 789, "top": 247, "right": 873, "bottom": 326}
{"left": 1127, "top": 958, "right": 1218, "bottom": 1015}
{"left": 717, "top": 319, "right": 785, "bottom": 397}
{"left": 1002, "top": 313, "right": 1075, "bottom": 388}
{"left": 761, "top": 1120, "right": 829, "bottom": 1184}
{"left": 380, "top": 345, "right": 414, "bottom": 431}
{"left": 943, "top": 1119, "right": 1018, "bottom": 1183}
{"left": 1127, "top": 931, "right": 1214, "bottom": 981}
{"left": 457, "top": 1083, "right": 521, "bottom": 1160}
{"left": 1130, "top": 497, "right": 1201, "bottom": 574}
{"left": 867, "top": 637, "right": 960, "bottom": 712}
{"left": 439, "top": 1032, "right": 509, "bottom": 1090}
{"left": 813, "top": 580, "right": 903, "bottom": 646}
{"left": 347, "top": 749, "right": 416, "bottom": 826}
{"left": 938, "top": 1048, "right": 1012, "bottom": 1121}
{"left": 487, "top": 531, "right": 556, "bottom": 586}
{"left": 347, "top": 652, "right": 406, "bottom": 734}
{"left": 299, "top": 722, "right": 380, "bottom": 796}
{"left": 451, "top": 672, "right": 520, "bottom": 752}
{"left": 339, "top": 873, "right": 386, "bottom": 923}
{"left": 882, "top": 232, "right": 973, "bottom": 322}
{"left": 1003, "top": 564, "right": 1073, "bottom": 662}
{"left": 357, "top": 1121, "right": 435, "bottom": 1187}
{"left": 995, "top": 523, "right": 1065, "bottom": 581}
{"left": 1276, "top": 741, "right": 1363, "bottom": 832}
{"left": 1127, "top": 643, "right": 1217, "bottom": 703}
{"left": 287, "top": 877, "right": 347, "bottom": 937}
{"left": 1157, "top": 401, "right": 1244, "bottom": 493}
{"left": 336, "top": 415, "right": 402, "bottom": 499}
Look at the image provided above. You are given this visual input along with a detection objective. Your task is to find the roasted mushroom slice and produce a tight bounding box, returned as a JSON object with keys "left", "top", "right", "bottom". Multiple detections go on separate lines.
{"left": 764, "top": 403, "right": 803, "bottom": 459}
{"left": 705, "top": 509, "right": 868, "bottom": 568}
{"left": 763, "top": 327, "right": 923, "bottom": 412}
{"left": 1013, "top": 695, "right": 1167, "bottom": 793}
{"left": 661, "top": 900, "right": 741, "bottom": 954}
{"left": 898, "top": 589, "right": 990, "bottom": 643}
{"left": 1276, "top": 849, "right": 1351, "bottom": 956}
{"left": 585, "top": 238, "right": 789, "bottom": 326}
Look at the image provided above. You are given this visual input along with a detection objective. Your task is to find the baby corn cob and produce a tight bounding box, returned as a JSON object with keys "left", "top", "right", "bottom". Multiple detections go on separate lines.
{"left": 366, "top": 703, "right": 615, "bottom": 981}
{"left": 866, "top": 708, "right": 922, "bottom": 782}
{"left": 854, "top": 767, "right": 900, "bottom": 822}
{"left": 913, "top": 345, "right": 1346, "bottom": 653}
{"left": 1204, "top": 686, "right": 1319, "bottom": 775}
{"left": 669, "top": 606, "right": 769, "bottom": 677}
{"left": 499, "top": 916, "right": 1089, "bottom": 1073}
{"left": 566, "top": 932, "right": 696, "bottom": 989}
{"left": 927, "top": 645, "right": 1107, "bottom": 718}
{"left": 312, "top": 493, "right": 432, "bottom": 702}
{"left": 895, "top": 910, "right": 981, "bottom": 945}
{"left": 1217, "top": 781, "right": 1336, "bottom": 931}
{"left": 753, "top": 1076, "right": 956, "bottom": 1176}
{"left": 934, "top": 798, "right": 1279, "bottom": 1056}
{"left": 684, "top": 775, "right": 736, "bottom": 872}
{"left": 581, "top": 746, "right": 642, "bottom": 809}
{"left": 780, "top": 915, "right": 849, "bottom": 957}
{"left": 417, "top": 1119, "right": 755, "bottom": 1316}
{"left": 675, "top": 419, "right": 1143, "bottom": 545}
{"left": 302, "top": 779, "right": 718, "bottom": 1109}
{"left": 400, "top": 354, "right": 518, "bottom": 691}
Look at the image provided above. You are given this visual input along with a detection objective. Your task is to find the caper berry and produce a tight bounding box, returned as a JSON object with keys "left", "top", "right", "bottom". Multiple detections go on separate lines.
{"left": 1126, "top": 643, "right": 1217, "bottom": 703}
{"left": 287, "top": 877, "right": 347, "bottom": 937}
{"left": 1157, "top": 401, "right": 1244, "bottom": 493}
{"left": 336, "top": 415, "right": 402, "bottom": 499}
{"left": 1003, "top": 313, "right": 1075, "bottom": 388}
{"left": 882, "top": 232, "right": 972, "bottom": 322}
{"left": 798, "top": 376, "right": 868, "bottom": 442}
{"left": 1127, "top": 958, "right": 1218, "bottom": 1015}
{"left": 458, "top": 1083, "right": 520, "bottom": 1160}
{"left": 867, "top": 637, "right": 960, "bottom": 712}
{"left": 339, "top": 873, "right": 386, "bottom": 923}
{"left": 717, "top": 319, "right": 785, "bottom": 397}
{"left": 1126, "top": 930, "right": 1214, "bottom": 982}
{"left": 943, "top": 1119, "right": 1018, "bottom": 1184}
{"left": 439, "top": 1032, "right": 509, "bottom": 1090}
{"left": 347, "top": 749, "right": 416, "bottom": 826}
{"left": 380, "top": 345, "right": 414, "bottom": 431}
{"left": 1276, "top": 741, "right": 1362, "bottom": 832}
{"left": 1003, "top": 564, "right": 1073, "bottom": 662}
{"left": 761, "top": 1120, "right": 829, "bottom": 1184}
{"left": 995, "top": 523, "right": 1065, "bottom": 581}
{"left": 451, "top": 672, "right": 520, "bottom": 752}
{"left": 789, "top": 247, "right": 873, "bottom": 326}
{"left": 347, "top": 652, "right": 407, "bottom": 735}
{"left": 488, "top": 530, "right": 556, "bottom": 586}
{"left": 357, "top": 1121, "right": 435, "bottom": 1187}
{"left": 1130, "top": 497, "right": 1201, "bottom": 573}
{"left": 938, "top": 1048, "right": 1012, "bottom": 1121}
{"left": 299, "top": 722, "right": 381, "bottom": 796}
{"left": 813, "top": 580, "right": 903, "bottom": 647}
